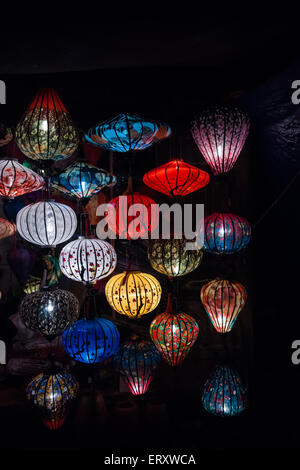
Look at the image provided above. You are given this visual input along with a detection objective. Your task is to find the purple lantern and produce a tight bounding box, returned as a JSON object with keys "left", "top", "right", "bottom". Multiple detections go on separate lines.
{"left": 7, "top": 244, "right": 37, "bottom": 285}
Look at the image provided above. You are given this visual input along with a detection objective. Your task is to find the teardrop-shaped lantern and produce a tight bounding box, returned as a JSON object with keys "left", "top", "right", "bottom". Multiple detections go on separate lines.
{"left": 201, "top": 279, "right": 247, "bottom": 333}
{"left": 0, "top": 217, "right": 15, "bottom": 240}
{"left": 191, "top": 106, "right": 250, "bottom": 175}
{"left": 51, "top": 161, "right": 116, "bottom": 199}
{"left": 105, "top": 271, "right": 162, "bottom": 319}
{"left": 150, "top": 294, "right": 199, "bottom": 366}
{"left": 113, "top": 340, "right": 161, "bottom": 395}
{"left": 0, "top": 158, "right": 44, "bottom": 198}
{"left": 16, "top": 200, "right": 77, "bottom": 247}
{"left": 59, "top": 237, "right": 117, "bottom": 284}
{"left": 16, "top": 88, "right": 79, "bottom": 161}
{"left": 203, "top": 212, "right": 251, "bottom": 254}
{"left": 85, "top": 113, "right": 171, "bottom": 152}
{"left": 202, "top": 365, "right": 248, "bottom": 417}
{"left": 143, "top": 159, "right": 210, "bottom": 197}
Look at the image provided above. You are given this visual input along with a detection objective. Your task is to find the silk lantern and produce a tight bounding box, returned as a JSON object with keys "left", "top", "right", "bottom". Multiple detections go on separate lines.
{"left": 203, "top": 212, "right": 251, "bottom": 254}
{"left": 0, "top": 158, "right": 44, "bottom": 198}
{"left": 0, "top": 217, "right": 15, "bottom": 240}
{"left": 6, "top": 244, "right": 37, "bottom": 285}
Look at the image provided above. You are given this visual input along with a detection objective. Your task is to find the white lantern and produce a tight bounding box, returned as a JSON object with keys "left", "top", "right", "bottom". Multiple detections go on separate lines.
{"left": 16, "top": 200, "right": 77, "bottom": 247}
{"left": 59, "top": 237, "right": 117, "bottom": 284}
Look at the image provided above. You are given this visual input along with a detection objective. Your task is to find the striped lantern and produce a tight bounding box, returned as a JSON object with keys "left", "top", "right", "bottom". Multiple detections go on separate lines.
{"left": 0, "top": 158, "right": 44, "bottom": 198}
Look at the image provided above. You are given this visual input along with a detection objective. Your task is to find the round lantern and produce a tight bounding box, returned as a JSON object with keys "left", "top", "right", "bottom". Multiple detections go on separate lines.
{"left": 202, "top": 365, "right": 248, "bottom": 417}
{"left": 143, "top": 159, "right": 210, "bottom": 197}
{"left": 113, "top": 340, "right": 161, "bottom": 395}
{"left": 59, "top": 237, "right": 117, "bottom": 285}
{"left": 51, "top": 161, "right": 116, "bottom": 199}
{"left": 148, "top": 238, "right": 203, "bottom": 277}
{"left": 26, "top": 371, "right": 79, "bottom": 430}
{"left": 85, "top": 112, "right": 171, "bottom": 152}
{"left": 20, "top": 288, "right": 79, "bottom": 337}
{"left": 106, "top": 192, "right": 159, "bottom": 239}
{"left": 201, "top": 279, "right": 247, "bottom": 333}
{"left": 0, "top": 158, "right": 44, "bottom": 198}
{"left": 16, "top": 88, "right": 79, "bottom": 161}
{"left": 0, "top": 217, "right": 15, "bottom": 240}
{"left": 191, "top": 106, "right": 250, "bottom": 175}
{"left": 16, "top": 200, "right": 77, "bottom": 247}
{"left": 63, "top": 317, "right": 120, "bottom": 364}
{"left": 203, "top": 212, "right": 251, "bottom": 254}
{"left": 105, "top": 271, "right": 162, "bottom": 319}
{"left": 150, "top": 294, "right": 199, "bottom": 366}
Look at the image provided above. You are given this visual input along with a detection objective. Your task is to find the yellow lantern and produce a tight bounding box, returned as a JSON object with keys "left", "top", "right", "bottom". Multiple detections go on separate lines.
{"left": 105, "top": 271, "right": 162, "bottom": 319}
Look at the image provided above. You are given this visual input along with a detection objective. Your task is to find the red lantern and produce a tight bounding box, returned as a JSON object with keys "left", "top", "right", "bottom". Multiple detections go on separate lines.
{"left": 0, "top": 218, "right": 15, "bottom": 240}
{"left": 143, "top": 159, "right": 210, "bottom": 197}
{"left": 0, "top": 158, "right": 44, "bottom": 198}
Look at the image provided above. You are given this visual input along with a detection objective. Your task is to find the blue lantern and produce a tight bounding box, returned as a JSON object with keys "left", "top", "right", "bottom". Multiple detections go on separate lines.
{"left": 203, "top": 212, "right": 251, "bottom": 254}
{"left": 85, "top": 113, "right": 171, "bottom": 152}
{"left": 51, "top": 162, "right": 116, "bottom": 199}
{"left": 62, "top": 317, "right": 120, "bottom": 364}
{"left": 202, "top": 365, "right": 248, "bottom": 417}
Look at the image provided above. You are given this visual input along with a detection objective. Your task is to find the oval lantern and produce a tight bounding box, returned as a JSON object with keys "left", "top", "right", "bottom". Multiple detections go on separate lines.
{"left": 143, "top": 159, "right": 210, "bottom": 197}
{"left": 150, "top": 294, "right": 199, "bottom": 366}
{"left": 20, "top": 288, "right": 79, "bottom": 337}
{"left": 191, "top": 106, "right": 250, "bottom": 175}
{"left": 202, "top": 365, "right": 248, "bottom": 417}
{"left": 16, "top": 88, "right": 79, "bottom": 161}
{"left": 0, "top": 217, "right": 15, "bottom": 240}
{"left": 16, "top": 200, "right": 77, "bottom": 247}
{"left": 51, "top": 161, "right": 116, "bottom": 199}
{"left": 26, "top": 370, "right": 79, "bottom": 430}
{"left": 85, "top": 112, "right": 171, "bottom": 152}
{"left": 0, "top": 158, "right": 44, "bottom": 198}
{"left": 201, "top": 279, "right": 247, "bottom": 333}
{"left": 59, "top": 237, "right": 117, "bottom": 285}
{"left": 203, "top": 212, "right": 251, "bottom": 254}
{"left": 105, "top": 271, "right": 162, "bottom": 319}
{"left": 113, "top": 340, "right": 161, "bottom": 395}
{"left": 7, "top": 244, "right": 37, "bottom": 285}
{"left": 148, "top": 238, "right": 203, "bottom": 277}
{"left": 106, "top": 192, "right": 159, "bottom": 239}
{"left": 63, "top": 317, "right": 120, "bottom": 364}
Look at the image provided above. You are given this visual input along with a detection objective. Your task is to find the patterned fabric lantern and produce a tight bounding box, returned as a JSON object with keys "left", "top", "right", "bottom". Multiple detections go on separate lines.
{"left": 191, "top": 106, "right": 250, "bottom": 175}
{"left": 105, "top": 271, "right": 162, "bottom": 319}
{"left": 202, "top": 365, "right": 248, "bottom": 417}
{"left": 0, "top": 217, "right": 15, "bottom": 240}
{"left": 148, "top": 238, "right": 203, "bottom": 277}
{"left": 26, "top": 371, "right": 79, "bottom": 430}
{"left": 0, "top": 158, "right": 44, "bottom": 198}
{"left": 203, "top": 212, "right": 251, "bottom": 254}
{"left": 51, "top": 161, "right": 116, "bottom": 199}
{"left": 113, "top": 340, "right": 161, "bottom": 395}
{"left": 106, "top": 192, "right": 159, "bottom": 239}
{"left": 143, "top": 159, "right": 210, "bottom": 197}
{"left": 201, "top": 279, "right": 247, "bottom": 333}
{"left": 20, "top": 288, "right": 79, "bottom": 337}
{"left": 24, "top": 276, "right": 41, "bottom": 294}
{"left": 15, "top": 88, "right": 79, "bottom": 161}
{"left": 16, "top": 200, "right": 77, "bottom": 247}
{"left": 150, "top": 294, "right": 199, "bottom": 366}
{"left": 85, "top": 113, "right": 171, "bottom": 152}
{"left": 63, "top": 317, "right": 120, "bottom": 364}
{"left": 59, "top": 237, "right": 117, "bottom": 285}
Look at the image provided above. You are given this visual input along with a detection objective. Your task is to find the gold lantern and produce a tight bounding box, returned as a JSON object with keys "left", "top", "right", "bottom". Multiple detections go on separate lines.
{"left": 105, "top": 271, "right": 162, "bottom": 319}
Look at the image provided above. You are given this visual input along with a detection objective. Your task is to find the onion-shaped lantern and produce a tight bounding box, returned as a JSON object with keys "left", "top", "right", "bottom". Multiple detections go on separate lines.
{"left": 16, "top": 88, "right": 79, "bottom": 161}
{"left": 63, "top": 317, "right": 120, "bottom": 364}
{"left": 0, "top": 158, "right": 44, "bottom": 198}
{"left": 0, "top": 217, "right": 15, "bottom": 240}
{"left": 59, "top": 237, "right": 117, "bottom": 285}
{"left": 201, "top": 279, "right": 247, "bottom": 333}
{"left": 20, "top": 288, "right": 79, "bottom": 337}
{"left": 51, "top": 161, "right": 116, "bottom": 199}
{"left": 105, "top": 271, "right": 162, "bottom": 319}
{"left": 85, "top": 113, "right": 171, "bottom": 152}
{"left": 203, "top": 212, "right": 251, "bottom": 254}
{"left": 150, "top": 294, "right": 199, "bottom": 366}
{"left": 26, "top": 371, "right": 79, "bottom": 430}
{"left": 202, "top": 365, "right": 248, "bottom": 417}
{"left": 113, "top": 339, "right": 161, "bottom": 395}
{"left": 143, "top": 159, "right": 210, "bottom": 197}
{"left": 16, "top": 200, "right": 77, "bottom": 247}
{"left": 148, "top": 238, "right": 203, "bottom": 277}
{"left": 191, "top": 106, "right": 250, "bottom": 175}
